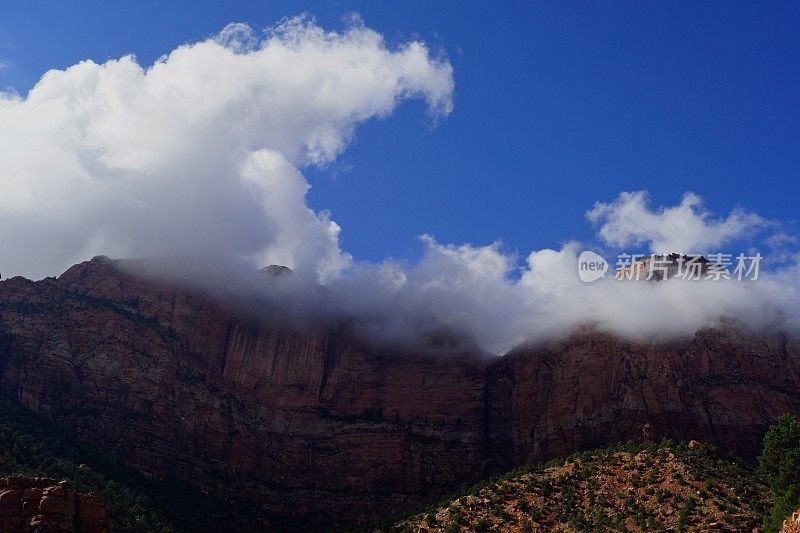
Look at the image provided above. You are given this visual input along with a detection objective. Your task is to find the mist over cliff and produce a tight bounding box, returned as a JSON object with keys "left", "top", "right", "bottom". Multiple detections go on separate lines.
{"left": 1, "top": 16, "right": 800, "bottom": 353}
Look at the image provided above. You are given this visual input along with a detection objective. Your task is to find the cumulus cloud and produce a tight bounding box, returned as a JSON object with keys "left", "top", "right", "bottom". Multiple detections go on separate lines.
{"left": 321, "top": 236, "right": 531, "bottom": 353}
{"left": 2, "top": 16, "right": 800, "bottom": 355}
{"left": 314, "top": 229, "right": 800, "bottom": 354}
{"left": 0, "top": 16, "right": 453, "bottom": 280}
{"left": 312, "top": 191, "right": 797, "bottom": 354}
{"left": 587, "top": 191, "right": 768, "bottom": 253}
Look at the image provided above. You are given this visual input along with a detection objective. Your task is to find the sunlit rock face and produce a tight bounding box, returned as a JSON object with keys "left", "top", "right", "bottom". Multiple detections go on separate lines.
{"left": 0, "top": 476, "right": 109, "bottom": 533}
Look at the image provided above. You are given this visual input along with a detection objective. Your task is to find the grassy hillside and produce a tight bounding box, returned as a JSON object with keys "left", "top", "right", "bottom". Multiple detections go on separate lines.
{"left": 391, "top": 441, "right": 771, "bottom": 532}
{"left": 0, "top": 394, "right": 266, "bottom": 532}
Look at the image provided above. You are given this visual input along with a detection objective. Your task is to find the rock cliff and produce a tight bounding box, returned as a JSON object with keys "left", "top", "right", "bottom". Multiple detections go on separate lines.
{"left": 0, "top": 258, "right": 486, "bottom": 526}
{"left": 486, "top": 330, "right": 800, "bottom": 474}
{"left": 0, "top": 257, "right": 798, "bottom": 527}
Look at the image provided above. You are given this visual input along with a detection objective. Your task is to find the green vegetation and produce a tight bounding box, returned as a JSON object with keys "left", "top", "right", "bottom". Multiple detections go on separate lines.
{"left": 760, "top": 414, "right": 800, "bottom": 532}
{"left": 0, "top": 394, "right": 266, "bottom": 532}
{"left": 391, "top": 440, "right": 770, "bottom": 533}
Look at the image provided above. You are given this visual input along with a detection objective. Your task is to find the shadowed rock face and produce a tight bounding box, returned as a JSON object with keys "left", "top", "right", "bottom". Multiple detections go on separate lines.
{"left": 485, "top": 330, "right": 800, "bottom": 474}
{"left": 0, "top": 258, "right": 487, "bottom": 526}
{"left": 0, "top": 257, "right": 799, "bottom": 527}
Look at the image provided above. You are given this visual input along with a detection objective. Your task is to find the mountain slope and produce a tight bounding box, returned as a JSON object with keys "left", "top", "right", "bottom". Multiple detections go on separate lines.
{"left": 394, "top": 441, "right": 770, "bottom": 532}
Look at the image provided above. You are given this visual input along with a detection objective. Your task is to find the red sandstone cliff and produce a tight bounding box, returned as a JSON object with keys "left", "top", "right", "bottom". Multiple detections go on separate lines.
{"left": 485, "top": 329, "right": 800, "bottom": 474}
{"left": 0, "top": 257, "right": 486, "bottom": 526}
{"left": 0, "top": 256, "right": 799, "bottom": 526}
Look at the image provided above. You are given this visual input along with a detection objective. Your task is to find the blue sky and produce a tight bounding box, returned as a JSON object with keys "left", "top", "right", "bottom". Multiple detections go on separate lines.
{"left": 1, "top": 1, "right": 798, "bottom": 264}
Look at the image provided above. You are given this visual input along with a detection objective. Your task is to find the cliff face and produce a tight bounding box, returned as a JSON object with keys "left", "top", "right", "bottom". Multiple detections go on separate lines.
{"left": 0, "top": 476, "right": 109, "bottom": 533}
{"left": 0, "top": 257, "right": 799, "bottom": 526}
{"left": 0, "top": 258, "right": 486, "bottom": 526}
{"left": 486, "top": 330, "right": 800, "bottom": 474}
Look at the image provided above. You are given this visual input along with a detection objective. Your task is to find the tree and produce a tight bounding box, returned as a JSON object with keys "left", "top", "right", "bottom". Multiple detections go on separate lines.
{"left": 759, "top": 414, "right": 800, "bottom": 532}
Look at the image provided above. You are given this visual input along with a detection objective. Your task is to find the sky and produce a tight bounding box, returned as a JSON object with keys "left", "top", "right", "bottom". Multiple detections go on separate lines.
{"left": 1, "top": 2, "right": 799, "bottom": 353}
{"left": 2, "top": 1, "right": 798, "bottom": 266}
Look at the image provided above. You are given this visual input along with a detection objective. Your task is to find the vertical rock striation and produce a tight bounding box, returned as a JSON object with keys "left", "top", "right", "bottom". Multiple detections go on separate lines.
{"left": 485, "top": 329, "right": 800, "bottom": 472}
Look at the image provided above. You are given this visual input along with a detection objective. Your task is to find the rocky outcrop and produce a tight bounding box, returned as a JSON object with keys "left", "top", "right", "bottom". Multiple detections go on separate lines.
{"left": 0, "top": 477, "right": 108, "bottom": 533}
{"left": 782, "top": 510, "right": 800, "bottom": 533}
{"left": 0, "top": 256, "right": 799, "bottom": 527}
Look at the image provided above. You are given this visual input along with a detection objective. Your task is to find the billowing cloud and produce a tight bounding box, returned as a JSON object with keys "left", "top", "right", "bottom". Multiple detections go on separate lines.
{"left": 317, "top": 230, "right": 800, "bottom": 354}
{"left": 2, "top": 17, "right": 800, "bottom": 355}
{"left": 316, "top": 191, "right": 797, "bottom": 354}
{"left": 587, "top": 191, "right": 768, "bottom": 253}
{"left": 0, "top": 16, "right": 453, "bottom": 280}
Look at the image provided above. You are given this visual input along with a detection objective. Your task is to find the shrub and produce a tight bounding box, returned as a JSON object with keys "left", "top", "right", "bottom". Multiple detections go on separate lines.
{"left": 444, "top": 522, "right": 461, "bottom": 533}
{"left": 759, "top": 414, "right": 800, "bottom": 532}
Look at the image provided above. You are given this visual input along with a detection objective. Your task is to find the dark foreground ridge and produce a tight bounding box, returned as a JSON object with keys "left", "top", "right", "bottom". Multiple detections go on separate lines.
{"left": 0, "top": 395, "right": 266, "bottom": 532}
{"left": 0, "top": 256, "right": 798, "bottom": 528}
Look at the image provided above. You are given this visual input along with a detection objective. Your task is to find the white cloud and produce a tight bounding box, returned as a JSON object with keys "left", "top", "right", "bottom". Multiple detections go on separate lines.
{"left": 0, "top": 16, "right": 453, "bottom": 281}
{"left": 587, "top": 191, "right": 768, "bottom": 253}
{"left": 316, "top": 191, "right": 798, "bottom": 354}
{"left": 2, "top": 17, "right": 800, "bottom": 354}
{"left": 320, "top": 226, "right": 800, "bottom": 354}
